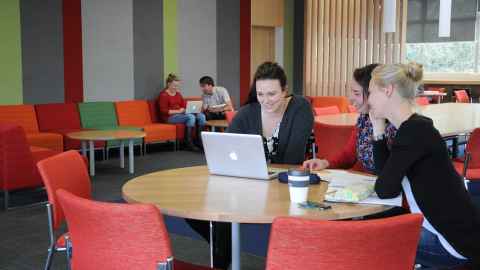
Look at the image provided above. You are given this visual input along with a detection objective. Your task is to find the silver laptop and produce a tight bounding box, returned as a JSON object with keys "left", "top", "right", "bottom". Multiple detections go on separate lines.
{"left": 185, "top": 100, "right": 203, "bottom": 114}
{"left": 201, "top": 132, "right": 280, "bottom": 180}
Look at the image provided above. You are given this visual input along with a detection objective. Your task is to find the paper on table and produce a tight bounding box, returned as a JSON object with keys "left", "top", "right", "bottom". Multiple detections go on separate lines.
{"left": 323, "top": 170, "right": 402, "bottom": 206}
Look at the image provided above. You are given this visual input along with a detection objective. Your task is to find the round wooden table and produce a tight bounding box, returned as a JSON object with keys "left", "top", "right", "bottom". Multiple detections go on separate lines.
{"left": 205, "top": 119, "right": 228, "bottom": 132}
{"left": 315, "top": 103, "right": 480, "bottom": 137}
{"left": 68, "top": 130, "right": 145, "bottom": 176}
{"left": 122, "top": 166, "right": 389, "bottom": 270}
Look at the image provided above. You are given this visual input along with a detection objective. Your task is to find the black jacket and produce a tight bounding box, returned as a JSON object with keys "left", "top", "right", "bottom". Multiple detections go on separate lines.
{"left": 373, "top": 114, "right": 480, "bottom": 265}
{"left": 227, "top": 95, "right": 313, "bottom": 165}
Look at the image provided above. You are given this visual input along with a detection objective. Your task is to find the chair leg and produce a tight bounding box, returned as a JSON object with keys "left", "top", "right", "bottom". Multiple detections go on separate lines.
{"left": 44, "top": 245, "right": 55, "bottom": 270}
{"left": 143, "top": 143, "right": 147, "bottom": 155}
{"left": 65, "top": 236, "right": 72, "bottom": 270}
{"left": 3, "top": 190, "right": 9, "bottom": 210}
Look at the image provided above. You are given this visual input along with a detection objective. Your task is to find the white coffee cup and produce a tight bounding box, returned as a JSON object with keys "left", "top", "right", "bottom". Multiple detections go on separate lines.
{"left": 288, "top": 168, "right": 310, "bottom": 203}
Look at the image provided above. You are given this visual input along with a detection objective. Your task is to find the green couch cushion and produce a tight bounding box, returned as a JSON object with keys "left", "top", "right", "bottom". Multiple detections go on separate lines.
{"left": 78, "top": 102, "right": 119, "bottom": 129}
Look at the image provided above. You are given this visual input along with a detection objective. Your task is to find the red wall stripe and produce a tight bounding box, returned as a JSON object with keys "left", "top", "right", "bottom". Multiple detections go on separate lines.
{"left": 63, "top": 0, "right": 84, "bottom": 103}
{"left": 239, "top": 0, "right": 251, "bottom": 105}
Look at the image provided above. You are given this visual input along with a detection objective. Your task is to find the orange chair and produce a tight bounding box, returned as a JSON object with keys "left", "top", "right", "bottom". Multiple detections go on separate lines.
{"left": 266, "top": 214, "right": 423, "bottom": 270}
{"left": 115, "top": 100, "right": 177, "bottom": 152}
{"left": 415, "top": 97, "right": 430, "bottom": 106}
{"left": 56, "top": 189, "right": 214, "bottom": 270}
{"left": 0, "top": 105, "right": 63, "bottom": 151}
{"left": 308, "top": 96, "right": 350, "bottom": 113}
{"left": 0, "top": 124, "right": 60, "bottom": 209}
{"left": 314, "top": 106, "right": 340, "bottom": 116}
{"left": 453, "top": 128, "right": 480, "bottom": 181}
{"left": 454, "top": 89, "right": 471, "bottom": 103}
{"left": 314, "top": 122, "right": 354, "bottom": 161}
{"left": 37, "top": 150, "right": 92, "bottom": 270}
{"left": 347, "top": 104, "right": 357, "bottom": 113}
{"left": 225, "top": 111, "right": 237, "bottom": 125}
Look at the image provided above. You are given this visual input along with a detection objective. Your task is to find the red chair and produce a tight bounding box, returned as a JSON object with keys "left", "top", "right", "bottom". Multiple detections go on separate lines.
{"left": 425, "top": 87, "right": 446, "bottom": 103}
{"left": 314, "top": 106, "right": 341, "bottom": 116}
{"left": 37, "top": 150, "right": 92, "bottom": 270}
{"left": 0, "top": 124, "right": 59, "bottom": 209}
{"left": 225, "top": 111, "right": 237, "bottom": 125}
{"left": 415, "top": 97, "right": 430, "bottom": 106}
{"left": 314, "top": 122, "right": 355, "bottom": 161}
{"left": 453, "top": 128, "right": 480, "bottom": 181}
{"left": 266, "top": 214, "right": 423, "bottom": 270}
{"left": 347, "top": 104, "right": 357, "bottom": 113}
{"left": 56, "top": 189, "right": 214, "bottom": 270}
{"left": 454, "top": 89, "right": 471, "bottom": 103}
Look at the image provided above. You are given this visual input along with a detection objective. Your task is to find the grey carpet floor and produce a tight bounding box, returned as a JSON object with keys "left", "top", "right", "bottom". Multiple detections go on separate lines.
{"left": 0, "top": 145, "right": 266, "bottom": 270}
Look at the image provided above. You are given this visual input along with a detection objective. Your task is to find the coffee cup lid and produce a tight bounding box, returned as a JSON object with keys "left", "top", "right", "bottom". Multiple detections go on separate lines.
{"left": 287, "top": 168, "right": 310, "bottom": 176}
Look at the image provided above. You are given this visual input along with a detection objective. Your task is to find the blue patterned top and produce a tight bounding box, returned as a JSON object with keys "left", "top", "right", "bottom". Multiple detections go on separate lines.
{"left": 356, "top": 114, "right": 397, "bottom": 173}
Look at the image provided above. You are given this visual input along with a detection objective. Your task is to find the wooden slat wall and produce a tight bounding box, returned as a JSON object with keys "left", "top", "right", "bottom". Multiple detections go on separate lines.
{"left": 304, "top": 0, "right": 408, "bottom": 97}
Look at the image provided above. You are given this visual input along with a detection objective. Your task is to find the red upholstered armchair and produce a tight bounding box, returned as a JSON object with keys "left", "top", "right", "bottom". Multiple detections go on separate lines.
{"left": 266, "top": 214, "right": 423, "bottom": 270}
{"left": 0, "top": 124, "right": 59, "bottom": 209}
{"left": 453, "top": 128, "right": 480, "bottom": 181}
{"left": 56, "top": 189, "right": 214, "bottom": 270}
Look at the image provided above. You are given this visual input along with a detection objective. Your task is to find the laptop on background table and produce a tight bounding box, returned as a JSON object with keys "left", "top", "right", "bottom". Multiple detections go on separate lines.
{"left": 201, "top": 132, "right": 282, "bottom": 180}
{"left": 185, "top": 100, "right": 203, "bottom": 114}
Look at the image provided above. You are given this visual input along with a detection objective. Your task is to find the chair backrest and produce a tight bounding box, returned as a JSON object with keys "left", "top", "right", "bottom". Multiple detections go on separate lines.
{"left": 147, "top": 99, "right": 160, "bottom": 123}
{"left": 225, "top": 111, "right": 237, "bottom": 124}
{"left": 77, "top": 101, "right": 119, "bottom": 129}
{"left": 314, "top": 122, "right": 354, "bottom": 160}
{"left": 415, "top": 97, "right": 430, "bottom": 106}
{"left": 37, "top": 150, "right": 91, "bottom": 229}
{"left": 308, "top": 96, "right": 350, "bottom": 113}
{"left": 454, "top": 90, "right": 470, "bottom": 103}
{"left": 347, "top": 104, "right": 357, "bottom": 113}
{"left": 56, "top": 189, "right": 173, "bottom": 270}
{"left": 0, "top": 124, "right": 38, "bottom": 190}
{"left": 314, "top": 106, "right": 340, "bottom": 116}
{"left": 466, "top": 128, "right": 480, "bottom": 169}
{"left": 115, "top": 100, "right": 152, "bottom": 126}
{"left": 35, "top": 103, "right": 82, "bottom": 131}
{"left": 0, "top": 104, "right": 39, "bottom": 133}
{"left": 266, "top": 214, "right": 423, "bottom": 270}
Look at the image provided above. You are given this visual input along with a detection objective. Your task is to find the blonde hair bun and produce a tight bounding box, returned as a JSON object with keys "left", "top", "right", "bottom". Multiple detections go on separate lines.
{"left": 405, "top": 62, "right": 423, "bottom": 83}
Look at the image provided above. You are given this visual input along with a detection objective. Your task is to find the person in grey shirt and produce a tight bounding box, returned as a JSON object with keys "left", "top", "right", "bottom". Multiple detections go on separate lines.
{"left": 199, "top": 76, "right": 234, "bottom": 120}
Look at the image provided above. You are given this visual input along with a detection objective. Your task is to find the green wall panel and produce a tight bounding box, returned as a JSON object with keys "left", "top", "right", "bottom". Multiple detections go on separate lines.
{"left": 0, "top": 0, "right": 23, "bottom": 105}
{"left": 163, "top": 0, "right": 178, "bottom": 80}
{"left": 284, "top": 0, "right": 294, "bottom": 91}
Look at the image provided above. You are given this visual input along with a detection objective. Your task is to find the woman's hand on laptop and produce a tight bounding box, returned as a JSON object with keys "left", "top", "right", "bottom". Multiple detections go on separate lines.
{"left": 303, "top": 159, "right": 329, "bottom": 171}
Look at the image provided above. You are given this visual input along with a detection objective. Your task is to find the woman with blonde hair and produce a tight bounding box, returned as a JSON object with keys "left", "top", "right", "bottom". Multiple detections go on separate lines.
{"left": 158, "top": 73, "right": 205, "bottom": 151}
{"left": 368, "top": 62, "right": 480, "bottom": 268}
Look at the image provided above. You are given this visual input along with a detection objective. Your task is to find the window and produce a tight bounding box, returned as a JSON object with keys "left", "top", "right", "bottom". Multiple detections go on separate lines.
{"left": 406, "top": 0, "right": 479, "bottom": 73}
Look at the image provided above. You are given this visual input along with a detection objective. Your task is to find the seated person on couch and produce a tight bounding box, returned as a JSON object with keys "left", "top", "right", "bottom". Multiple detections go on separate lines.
{"left": 199, "top": 76, "right": 234, "bottom": 120}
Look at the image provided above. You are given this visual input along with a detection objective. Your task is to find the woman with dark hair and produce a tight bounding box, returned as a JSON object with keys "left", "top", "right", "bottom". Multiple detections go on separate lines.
{"left": 186, "top": 62, "right": 313, "bottom": 270}
{"left": 228, "top": 61, "right": 314, "bottom": 164}
{"left": 303, "top": 63, "right": 397, "bottom": 173}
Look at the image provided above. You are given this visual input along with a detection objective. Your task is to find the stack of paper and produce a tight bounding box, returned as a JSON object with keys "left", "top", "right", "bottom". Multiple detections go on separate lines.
{"left": 323, "top": 170, "right": 402, "bottom": 206}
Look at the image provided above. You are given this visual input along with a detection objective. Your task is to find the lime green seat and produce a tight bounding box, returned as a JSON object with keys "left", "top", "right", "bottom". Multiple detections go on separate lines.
{"left": 77, "top": 102, "right": 143, "bottom": 152}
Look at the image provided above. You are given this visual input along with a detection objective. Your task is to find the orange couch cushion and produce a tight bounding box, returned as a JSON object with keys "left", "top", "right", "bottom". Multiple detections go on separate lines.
{"left": 0, "top": 105, "right": 39, "bottom": 133}
{"left": 309, "top": 96, "right": 350, "bottom": 113}
{"left": 115, "top": 100, "right": 152, "bottom": 126}
{"left": 26, "top": 133, "right": 64, "bottom": 152}
{"left": 142, "top": 124, "right": 177, "bottom": 143}
{"left": 116, "top": 100, "right": 179, "bottom": 142}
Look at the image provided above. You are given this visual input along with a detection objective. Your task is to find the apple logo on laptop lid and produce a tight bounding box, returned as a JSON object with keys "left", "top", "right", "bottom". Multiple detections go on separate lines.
{"left": 229, "top": 151, "right": 238, "bottom": 161}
